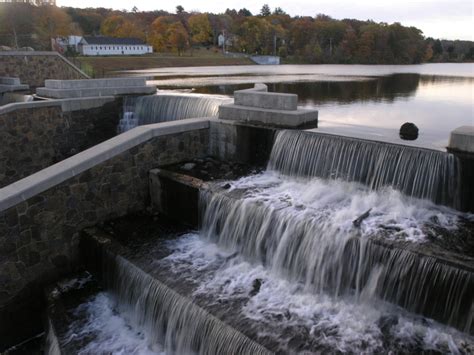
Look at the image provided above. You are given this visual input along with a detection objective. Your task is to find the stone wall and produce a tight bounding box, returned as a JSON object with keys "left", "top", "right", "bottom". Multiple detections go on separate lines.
{"left": 210, "top": 120, "right": 276, "bottom": 166}
{"left": 0, "top": 52, "right": 88, "bottom": 89}
{"left": 0, "top": 126, "right": 209, "bottom": 349}
{"left": 0, "top": 98, "right": 122, "bottom": 188}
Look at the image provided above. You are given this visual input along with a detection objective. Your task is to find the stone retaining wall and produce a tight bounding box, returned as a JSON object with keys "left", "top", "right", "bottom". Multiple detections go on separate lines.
{"left": 0, "top": 52, "right": 88, "bottom": 89}
{"left": 0, "top": 98, "right": 122, "bottom": 188}
{"left": 0, "top": 120, "right": 209, "bottom": 349}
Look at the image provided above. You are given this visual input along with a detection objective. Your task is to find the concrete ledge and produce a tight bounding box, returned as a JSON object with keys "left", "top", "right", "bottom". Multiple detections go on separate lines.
{"left": 0, "top": 76, "right": 29, "bottom": 94}
{"left": 0, "top": 77, "right": 20, "bottom": 85}
{"left": 150, "top": 169, "right": 207, "bottom": 227}
{"left": 37, "top": 85, "right": 156, "bottom": 99}
{"left": 0, "top": 117, "right": 213, "bottom": 212}
{"left": 448, "top": 126, "right": 474, "bottom": 154}
{"left": 219, "top": 104, "right": 318, "bottom": 128}
{"left": 0, "top": 96, "right": 116, "bottom": 115}
{"left": 0, "top": 84, "right": 29, "bottom": 94}
{"left": 45, "top": 77, "right": 147, "bottom": 89}
{"left": 235, "top": 90, "right": 297, "bottom": 111}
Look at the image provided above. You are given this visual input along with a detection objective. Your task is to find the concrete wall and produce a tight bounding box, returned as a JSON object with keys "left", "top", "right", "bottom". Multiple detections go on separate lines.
{"left": 0, "top": 52, "right": 88, "bottom": 88}
{"left": 210, "top": 120, "right": 276, "bottom": 166}
{"left": 0, "top": 119, "right": 210, "bottom": 349}
{"left": 0, "top": 98, "right": 122, "bottom": 188}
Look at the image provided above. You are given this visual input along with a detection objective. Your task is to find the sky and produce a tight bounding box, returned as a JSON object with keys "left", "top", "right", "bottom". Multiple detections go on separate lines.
{"left": 57, "top": 0, "right": 474, "bottom": 41}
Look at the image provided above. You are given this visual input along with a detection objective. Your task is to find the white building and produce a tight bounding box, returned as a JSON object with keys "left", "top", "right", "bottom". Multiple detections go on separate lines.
{"left": 78, "top": 36, "right": 153, "bottom": 56}
{"left": 52, "top": 35, "right": 83, "bottom": 54}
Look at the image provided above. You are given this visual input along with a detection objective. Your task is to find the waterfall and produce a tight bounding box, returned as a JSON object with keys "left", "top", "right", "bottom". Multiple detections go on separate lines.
{"left": 101, "top": 250, "right": 271, "bottom": 354}
{"left": 200, "top": 187, "right": 474, "bottom": 334}
{"left": 268, "top": 130, "right": 460, "bottom": 207}
{"left": 119, "top": 94, "right": 231, "bottom": 132}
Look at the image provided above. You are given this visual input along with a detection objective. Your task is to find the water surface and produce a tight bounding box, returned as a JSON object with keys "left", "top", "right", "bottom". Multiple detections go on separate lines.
{"left": 125, "top": 64, "right": 474, "bottom": 149}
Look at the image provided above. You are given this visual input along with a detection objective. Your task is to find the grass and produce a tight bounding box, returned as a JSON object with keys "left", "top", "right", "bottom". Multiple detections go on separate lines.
{"left": 72, "top": 48, "right": 253, "bottom": 78}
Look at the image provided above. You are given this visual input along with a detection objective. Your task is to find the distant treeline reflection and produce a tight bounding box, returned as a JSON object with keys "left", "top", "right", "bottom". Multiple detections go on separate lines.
{"left": 193, "top": 74, "right": 472, "bottom": 105}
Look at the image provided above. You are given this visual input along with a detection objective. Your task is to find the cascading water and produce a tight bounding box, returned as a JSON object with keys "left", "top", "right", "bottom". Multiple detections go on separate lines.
{"left": 100, "top": 250, "right": 271, "bottom": 354}
{"left": 268, "top": 130, "right": 460, "bottom": 207}
{"left": 118, "top": 93, "right": 231, "bottom": 132}
{"left": 200, "top": 174, "right": 474, "bottom": 334}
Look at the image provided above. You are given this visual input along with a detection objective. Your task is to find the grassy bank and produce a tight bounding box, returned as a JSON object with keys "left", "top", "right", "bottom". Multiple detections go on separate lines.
{"left": 73, "top": 49, "right": 253, "bottom": 77}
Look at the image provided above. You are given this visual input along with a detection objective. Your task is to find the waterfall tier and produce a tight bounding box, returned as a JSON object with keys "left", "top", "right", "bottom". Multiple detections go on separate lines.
{"left": 268, "top": 130, "right": 460, "bottom": 207}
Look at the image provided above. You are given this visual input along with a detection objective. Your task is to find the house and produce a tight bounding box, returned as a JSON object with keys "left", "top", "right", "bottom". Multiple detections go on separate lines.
{"left": 51, "top": 35, "right": 83, "bottom": 54}
{"left": 78, "top": 36, "right": 153, "bottom": 56}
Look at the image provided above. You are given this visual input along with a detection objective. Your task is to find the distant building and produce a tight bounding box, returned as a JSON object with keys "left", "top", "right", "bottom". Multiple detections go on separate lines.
{"left": 51, "top": 35, "right": 83, "bottom": 54}
{"left": 78, "top": 36, "right": 153, "bottom": 56}
{"left": 0, "top": 0, "right": 56, "bottom": 5}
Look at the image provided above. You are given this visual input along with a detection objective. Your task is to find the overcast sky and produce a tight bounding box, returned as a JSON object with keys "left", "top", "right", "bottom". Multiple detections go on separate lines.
{"left": 57, "top": 0, "right": 473, "bottom": 41}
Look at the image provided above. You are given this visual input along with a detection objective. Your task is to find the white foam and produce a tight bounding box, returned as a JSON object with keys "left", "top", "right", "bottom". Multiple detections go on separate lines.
{"left": 161, "top": 234, "right": 474, "bottom": 354}
{"left": 227, "top": 172, "right": 468, "bottom": 243}
{"left": 64, "top": 292, "right": 166, "bottom": 355}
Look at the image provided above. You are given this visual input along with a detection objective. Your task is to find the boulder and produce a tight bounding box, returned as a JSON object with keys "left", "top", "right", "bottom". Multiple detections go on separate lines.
{"left": 399, "top": 122, "right": 419, "bottom": 140}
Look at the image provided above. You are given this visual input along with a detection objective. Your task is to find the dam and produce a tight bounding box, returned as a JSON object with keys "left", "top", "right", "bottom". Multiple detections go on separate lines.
{"left": 0, "top": 71, "right": 473, "bottom": 353}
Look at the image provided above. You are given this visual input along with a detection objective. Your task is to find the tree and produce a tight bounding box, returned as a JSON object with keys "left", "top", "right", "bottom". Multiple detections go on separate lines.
{"left": 273, "top": 7, "right": 286, "bottom": 15}
{"left": 188, "top": 13, "right": 212, "bottom": 46}
{"left": 260, "top": 4, "right": 271, "bottom": 17}
{"left": 101, "top": 15, "right": 143, "bottom": 39}
{"left": 176, "top": 5, "right": 185, "bottom": 14}
{"left": 167, "top": 21, "right": 189, "bottom": 55}
{"left": 238, "top": 8, "right": 253, "bottom": 17}
{"left": 149, "top": 16, "right": 176, "bottom": 51}
{"left": 35, "top": 5, "right": 73, "bottom": 48}
{"left": 0, "top": 3, "right": 36, "bottom": 48}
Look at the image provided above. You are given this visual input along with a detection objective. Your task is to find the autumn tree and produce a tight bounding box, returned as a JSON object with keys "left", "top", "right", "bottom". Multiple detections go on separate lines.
{"left": 35, "top": 5, "right": 75, "bottom": 49}
{"left": 148, "top": 16, "right": 176, "bottom": 52}
{"left": 167, "top": 21, "right": 189, "bottom": 55}
{"left": 188, "top": 13, "right": 212, "bottom": 46}
{"left": 0, "top": 3, "right": 36, "bottom": 48}
{"left": 101, "top": 15, "right": 143, "bottom": 39}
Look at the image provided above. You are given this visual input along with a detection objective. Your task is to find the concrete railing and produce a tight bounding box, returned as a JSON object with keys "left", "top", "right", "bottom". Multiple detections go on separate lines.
{"left": 37, "top": 77, "right": 156, "bottom": 99}
{"left": 44, "top": 77, "right": 147, "bottom": 89}
{"left": 0, "top": 96, "right": 116, "bottom": 115}
{"left": 0, "top": 117, "right": 213, "bottom": 212}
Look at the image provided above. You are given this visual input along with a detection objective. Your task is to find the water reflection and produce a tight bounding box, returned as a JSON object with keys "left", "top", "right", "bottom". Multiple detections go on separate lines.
{"left": 133, "top": 64, "right": 474, "bottom": 149}
{"left": 195, "top": 74, "right": 423, "bottom": 104}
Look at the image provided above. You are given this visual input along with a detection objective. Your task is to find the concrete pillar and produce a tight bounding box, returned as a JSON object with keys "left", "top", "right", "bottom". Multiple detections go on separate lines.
{"left": 448, "top": 126, "right": 474, "bottom": 212}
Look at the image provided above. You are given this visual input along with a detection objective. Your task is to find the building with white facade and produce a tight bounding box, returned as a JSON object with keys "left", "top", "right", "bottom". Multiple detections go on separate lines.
{"left": 78, "top": 37, "right": 153, "bottom": 56}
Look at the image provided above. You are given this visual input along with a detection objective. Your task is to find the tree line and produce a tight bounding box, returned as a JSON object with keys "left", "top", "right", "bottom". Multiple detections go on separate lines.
{"left": 0, "top": 3, "right": 472, "bottom": 63}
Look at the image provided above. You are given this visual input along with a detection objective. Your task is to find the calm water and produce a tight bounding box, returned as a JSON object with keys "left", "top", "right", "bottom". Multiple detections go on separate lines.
{"left": 126, "top": 64, "right": 474, "bottom": 149}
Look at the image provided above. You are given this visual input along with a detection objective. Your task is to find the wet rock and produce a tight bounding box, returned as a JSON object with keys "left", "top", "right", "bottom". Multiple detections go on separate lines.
{"left": 249, "top": 278, "right": 262, "bottom": 297}
{"left": 399, "top": 122, "right": 419, "bottom": 140}
{"left": 181, "top": 163, "right": 196, "bottom": 171}
{"left": 353, "top": 208, "right": 372, "bottom": 227}
{"left": 222, "top": 183, "right": 232, "bottom": 190}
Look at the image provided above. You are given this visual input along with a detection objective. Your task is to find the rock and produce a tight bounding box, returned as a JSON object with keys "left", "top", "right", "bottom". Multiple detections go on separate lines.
{"left": 222, "top": 183, "right": 232, "bottom": 189}
{"left": 181, "top": 162, "right": 196, "bottom": 171}
{"left": 399, "top": 122, "right": 419, "bottom": 140}
{"left": 353, "top": 208, "right": 372, "bottom": 227}
{"left": 249, "top": 278, "right": 262, "bottom": 297}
